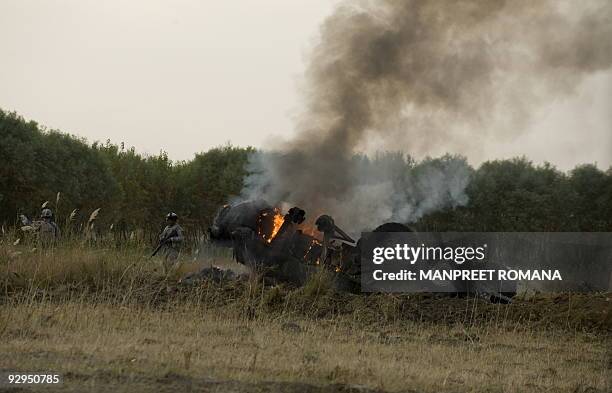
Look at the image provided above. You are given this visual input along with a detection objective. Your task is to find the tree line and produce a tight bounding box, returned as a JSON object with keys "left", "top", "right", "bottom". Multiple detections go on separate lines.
{"left": 1, "top": 109, "right": 611, "bottom": 242}
{"left": 0, "top": 110, "right": 251, "bottom": 242}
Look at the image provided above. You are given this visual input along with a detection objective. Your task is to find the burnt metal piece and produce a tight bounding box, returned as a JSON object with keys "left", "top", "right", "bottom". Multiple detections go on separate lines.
{"left": 209, "top": 200, "right": 272, "bottom": 242}
{"left": 286, "top": 207, "right": 306, "bottom": 224}
{"left": 208, "top": 200, "right": 514, "bottom": 302}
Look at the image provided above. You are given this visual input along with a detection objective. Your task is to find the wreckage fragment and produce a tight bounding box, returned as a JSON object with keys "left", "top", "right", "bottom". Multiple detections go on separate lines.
{"left": 209, "top": 201, "right": 352, "bottom": 286}
{"left": 208, "top": 201, "right": 516, "bottom": 301}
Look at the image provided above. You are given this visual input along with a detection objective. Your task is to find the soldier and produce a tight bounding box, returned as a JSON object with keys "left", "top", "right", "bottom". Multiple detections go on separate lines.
{"left": 157, "top": 212, "right": 184, "bottom": 273}
{"left": 38, "top": 208, "right": 60, "bottom": 247}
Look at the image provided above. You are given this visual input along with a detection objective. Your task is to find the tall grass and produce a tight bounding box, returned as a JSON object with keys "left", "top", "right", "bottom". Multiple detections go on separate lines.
{"left": 1, "top": 237, "right": 609, "bottom": 333}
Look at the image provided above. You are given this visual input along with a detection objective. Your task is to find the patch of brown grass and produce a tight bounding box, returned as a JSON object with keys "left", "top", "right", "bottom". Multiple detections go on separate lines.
{"left": 0, "top": 244, "right": 610, "bottom": 392}
{"left": 0, "top": 301, "right": 609, "bottom": 393}
{"left": 1, "top": 244, "right": 611, "bottom": 332}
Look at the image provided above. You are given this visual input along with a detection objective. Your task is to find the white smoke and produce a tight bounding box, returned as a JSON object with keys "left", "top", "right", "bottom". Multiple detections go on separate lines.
{"left": 240, "top": 151, "right": 471, "bottom": 235}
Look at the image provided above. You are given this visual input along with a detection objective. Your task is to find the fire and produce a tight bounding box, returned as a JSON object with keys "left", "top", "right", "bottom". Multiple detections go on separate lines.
{"left": 258, "top": 208, "right": 285, "bottom": 243}
{"left": 300, "top": 225, "right": 319, "bottom": 238}
{"left": 268, "top": 212, "right": 285, "bottom": 243}
{"left": 303, "top": 238, "right": 322, "bottom": 261}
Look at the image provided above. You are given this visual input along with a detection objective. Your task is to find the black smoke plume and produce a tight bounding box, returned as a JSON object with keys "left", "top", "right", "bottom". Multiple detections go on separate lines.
{"left": 241, "top": 0, "right": 612, "bottom": 232}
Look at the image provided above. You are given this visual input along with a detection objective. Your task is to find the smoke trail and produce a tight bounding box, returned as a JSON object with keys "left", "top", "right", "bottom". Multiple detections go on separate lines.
{"left": 241, "top": 0, "right": 612, "bottom": 232}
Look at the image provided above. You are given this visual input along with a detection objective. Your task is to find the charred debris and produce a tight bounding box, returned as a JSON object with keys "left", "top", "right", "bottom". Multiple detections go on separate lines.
{"left": 202, "top": 200, "right": 514, "bottom": 303}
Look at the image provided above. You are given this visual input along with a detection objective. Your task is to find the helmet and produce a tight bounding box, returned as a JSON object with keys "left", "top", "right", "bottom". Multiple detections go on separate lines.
{"left": 166, "top": 212, "right": 178, "bottom": 221}
{"left": 41, "top": 208, "right": 53, "bottom": 219}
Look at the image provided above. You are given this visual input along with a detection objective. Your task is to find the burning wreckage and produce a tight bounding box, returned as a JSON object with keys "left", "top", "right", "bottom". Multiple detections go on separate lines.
{"left": 207, "top": 200, "right": 362, "bottom": 291}
{"left": 203, "top": 200, "right": 516, "bottom": 302}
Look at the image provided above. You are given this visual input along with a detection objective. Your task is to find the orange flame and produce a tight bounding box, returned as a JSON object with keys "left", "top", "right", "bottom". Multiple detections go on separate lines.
{"left": 268, "top": 212, "right": 285, "bottom": 243}
{"left": 257, "top": 208, "right": 286, "bottom": 243}
{"left": 303, "top": 238, "right": 322, "bottom": 260}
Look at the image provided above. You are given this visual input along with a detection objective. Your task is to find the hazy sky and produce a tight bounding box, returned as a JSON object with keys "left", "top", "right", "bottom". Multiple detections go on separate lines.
{"left": 1, "top": 0, "right": 610, "bottom": 169}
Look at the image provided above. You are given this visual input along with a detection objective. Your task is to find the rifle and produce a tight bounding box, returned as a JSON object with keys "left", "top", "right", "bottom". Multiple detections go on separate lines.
{"left": 150, "top": 238, "right": 169, "bottom": 258}
{"left": 150, "top": 228, "right": 178, "bottom": 258}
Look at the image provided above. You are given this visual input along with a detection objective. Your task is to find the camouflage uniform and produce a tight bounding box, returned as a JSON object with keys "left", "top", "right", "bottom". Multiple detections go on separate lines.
{"left": 158, "top": 221, "right": 184, "bottom": 272}
{"left": 36, "top": 209, "right": 60, "bottom": 248}
{"left": 38, "top": 220, "right": 60, "bottom": 246}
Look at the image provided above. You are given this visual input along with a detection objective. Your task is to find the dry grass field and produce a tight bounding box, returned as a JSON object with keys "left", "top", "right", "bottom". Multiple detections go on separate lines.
{"left": 1, "top": 244, "right": 610, "bottom": 392}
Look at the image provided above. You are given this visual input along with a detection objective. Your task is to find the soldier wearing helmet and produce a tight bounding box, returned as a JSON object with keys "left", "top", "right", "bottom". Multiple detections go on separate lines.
{"left": 157, "top": 212, "right": 184, "bottom": 273}
{"left": 38, "top": 208, "right": 60, "bottom": 247}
